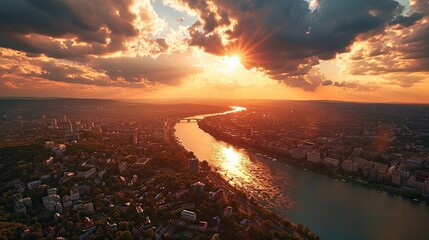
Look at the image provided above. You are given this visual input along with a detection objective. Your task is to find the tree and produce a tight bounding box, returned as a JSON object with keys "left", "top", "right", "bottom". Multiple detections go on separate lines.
{"left": 66, "top": 220, "right": 74, "bottom": 231}
{"left": 115, "top": 231, "right": 133, "bottom": 240}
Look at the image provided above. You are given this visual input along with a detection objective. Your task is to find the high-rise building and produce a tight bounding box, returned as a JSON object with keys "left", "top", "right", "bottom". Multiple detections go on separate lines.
{"left": 189, "top": 158, "right": 199, "bottom": 174}
{"left": 68, "top": 122, "right": 73, "bottom": 133}
{"left": 51, "top": 119, "right": 57, "bottom": 127}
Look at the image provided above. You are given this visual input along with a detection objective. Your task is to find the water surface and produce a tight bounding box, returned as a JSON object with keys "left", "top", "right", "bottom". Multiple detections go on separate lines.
{"left": 175, "top": 110, "right": 429, "bottom": 240}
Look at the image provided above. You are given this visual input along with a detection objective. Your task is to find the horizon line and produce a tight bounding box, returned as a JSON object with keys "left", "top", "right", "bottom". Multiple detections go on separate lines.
{"left": 1, "top": 96, "right": 429, "bottom": 105}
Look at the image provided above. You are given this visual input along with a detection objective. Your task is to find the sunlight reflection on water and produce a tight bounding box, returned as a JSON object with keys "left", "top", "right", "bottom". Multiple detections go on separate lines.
{"left": 211, "top": 144, "right": 294, "bottom": 213}
{"left": 175, "top": 107, "right": 429, "bottom": 240}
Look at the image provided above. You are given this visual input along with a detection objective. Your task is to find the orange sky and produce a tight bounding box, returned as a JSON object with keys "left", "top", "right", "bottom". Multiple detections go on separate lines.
{"left": 0, "top": 0, "right": 428, "bottom": 103}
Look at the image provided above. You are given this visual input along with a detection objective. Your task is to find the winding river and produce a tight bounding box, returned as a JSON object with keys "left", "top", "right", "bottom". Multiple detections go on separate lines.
{"left": 175, "top": 107, "right": 429, "bottom": 240}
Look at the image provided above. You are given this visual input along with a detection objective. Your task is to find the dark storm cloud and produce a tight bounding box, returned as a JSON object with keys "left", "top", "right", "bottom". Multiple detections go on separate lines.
{"left": 0, "top": 0, "right": 138, "bottom": 59}
{"left": 188, "top": 21, "right": 225, "bottom": 55}
{"left": 389, "top": 12, "right": 424, "bottom": 27}
{"left": 178, "top": 0, "right": 416, "bottom": 91}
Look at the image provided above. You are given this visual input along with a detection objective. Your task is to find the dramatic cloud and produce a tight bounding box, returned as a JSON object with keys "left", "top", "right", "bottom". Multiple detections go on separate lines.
{"left": 0, "top": 0, "right": 197, "bottom": 89}
{"left": 0, "top": 0, "right": 142, "bottom": 59}
{"left": 94, "top": 55, "right": 202, "bottom": 86}
{"left": 337, "top": 0, "right": 428, "bottom": 88}
{"left": 168, "top": 0, "right": 425, "bottom": 90}
{"left": 0, "top": 48, "right": 201, "bottom": 88}
{"left": 0, "top": 0, "right": 427, "bottom": 96}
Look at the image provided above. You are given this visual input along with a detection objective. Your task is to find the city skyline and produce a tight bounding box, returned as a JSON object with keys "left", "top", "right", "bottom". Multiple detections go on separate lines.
{"left": 0, "top": 0, "right": 428, "bottom": 103}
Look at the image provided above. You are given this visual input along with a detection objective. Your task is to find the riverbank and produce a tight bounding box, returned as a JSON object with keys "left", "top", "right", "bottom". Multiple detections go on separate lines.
{"left": 175, "top": 109, "right": 429, "bottom": 240}
{"left": 169, "top": 115, "right": 320, "bottom": 239}
{"left": 197, "top": 119, "right": 429, "bottom": 204}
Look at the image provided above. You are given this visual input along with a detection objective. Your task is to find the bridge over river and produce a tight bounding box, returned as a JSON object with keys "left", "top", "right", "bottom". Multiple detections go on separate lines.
{"left": 177, "top": 118, "right": 201, "bottom": 122}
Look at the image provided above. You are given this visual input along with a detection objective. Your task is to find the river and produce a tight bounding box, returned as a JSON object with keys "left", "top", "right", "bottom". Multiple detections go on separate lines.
{"left": 174, "top": 107, "right": 429, "bottom": 240}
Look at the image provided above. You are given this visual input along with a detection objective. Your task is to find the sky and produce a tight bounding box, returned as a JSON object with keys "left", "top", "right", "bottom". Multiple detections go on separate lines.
{"left": 0, "top": 0, "right": 428, "bottom": 103}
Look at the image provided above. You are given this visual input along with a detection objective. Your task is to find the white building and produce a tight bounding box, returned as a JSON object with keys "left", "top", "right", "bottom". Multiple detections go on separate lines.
{"left": 181, "top": 210, "right": 197, "bottom": 221}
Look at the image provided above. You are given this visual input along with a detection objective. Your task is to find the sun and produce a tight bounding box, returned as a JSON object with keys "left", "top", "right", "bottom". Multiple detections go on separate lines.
{"left": 222, "top": 55, "right": 242, "bottom": 72}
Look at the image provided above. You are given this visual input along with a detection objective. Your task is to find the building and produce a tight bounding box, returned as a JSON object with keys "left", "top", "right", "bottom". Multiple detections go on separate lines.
{"left": 74, "top": 202, "right": 95, "bottom": 214}
{"left": 290, "top": 148, "right": 305, "bottom": 160}
{"left": 14, "top": 203, "right": 27, "bottom": 214}
{"left": 224, "top": 206, "right": 233, "bottom": 216}
{"left": 249, "top": 127, "right": 254, "bottom": 137}
{"left": 197, "top": 221, "right": 208, "bottom": 231}
{"left": 175, "top": 189, "right": 188, "bottom": 199}
{"left": 369, "top": 161, "right": 389, "bottom": 173}
{"left": 27, "top": 180, "right": 41, "bottom": 190}
{"left": 83, "top": 203, "right": 95, "bottom": 214}
{"left": 189, "top": 158, "right": 199, "bottom": 174}
{"left": 68, "top": 122, "right": 73, "bottom": 133}
{"left": 407, "top": 176, "right": 425, "bottom": 190}
{"left": 392, "top": 174, "right": 401, "bottom": 185}
{"left": 181, "top": 210, "right": 197, "bottom": 221}
{"left": 62, "top": 195, "right": 73, "bottom": 208}
{"left": 118, "top": 162, "right": 127, "bottom": 173}
{"left": 43, "top": 195, "right": 62, "bottom": 212}
{"left": 44, "top": 157, "right": 54, "bottom": 166}
{"left": 53, "top": 144, "right": 66, "bottom": 157}
{"left": 54, "top": 202, "right": 63, "bottom": 213}
{"left": 342, "top": 160, "right": 358, "bottom": 172}
{"left": 211, "top": 233, "right": 220, "bottom": 240}
{"left": 51, "top": 119, "right": 57, "bottom": 127}
{"left": 19, "top": 197, "right": 32, "bottom": 208}
{"left": 324, "top": 158, "right": 340, "bottom": 167}
{"left": 77, "top": 168, "right": 96, "bottom": 179}
{"left": 353, "top": 158, "right": 368, "bottom": 170}
{"left": 133, "top": 158, "right": 151, "bottom": 167}
{"left": 306, "top": 151, "right": 321, "bottom": 163}
{"left": 45, "top": 141, "right": 55, "bottom": 148}
{"left": 209, "top": 188, "right": 223, "bottom": 201}
{"left": 192, "top": 181, "right": 205, "bottom": 195}
{"left": 136, "top": 206, "right": 144, "bottom": 214}
{"left": 47, "top": 188, "right": 57, "bottom": 196}
{"left": 98, "top": 170, "right": 107, "bottom": 179}
{"left": 212, "top": 216, "right": 221, "bottom": 226}
{"left": 70, "top": 184, "right": 80, "bottom": 201}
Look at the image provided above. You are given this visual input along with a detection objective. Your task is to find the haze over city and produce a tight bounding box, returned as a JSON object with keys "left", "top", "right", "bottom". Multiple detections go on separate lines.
{"left": 0, "top": 0, "right": 428, "bottom": 102}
